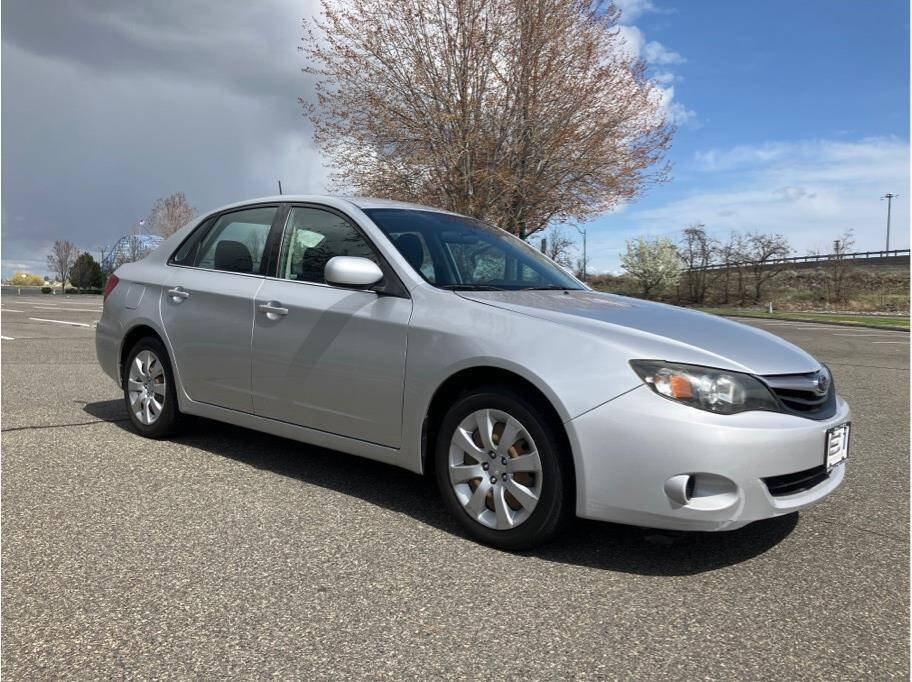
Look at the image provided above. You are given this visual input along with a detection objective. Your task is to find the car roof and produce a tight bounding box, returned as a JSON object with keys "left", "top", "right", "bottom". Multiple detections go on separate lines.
{"left": 207, "top": 194, "right": 461, "bottom": 216}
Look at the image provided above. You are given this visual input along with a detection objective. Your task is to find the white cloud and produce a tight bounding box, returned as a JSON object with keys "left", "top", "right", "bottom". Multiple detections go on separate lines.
{"left": 586, "top": 137, "right": 910, "bottom": 269}
{"left": 615, "top": 25, "right": 683, "bottom": 66}
{"left": 615, "top": 18, "right": 694, "bottom": 128}
{"left": 643, "top": 40, "right": 685, "bottom": 65}
{"left": 651, "top": 70, "right": 678, "bottom": 85}
{"left": 613, "top": 0, "right": 659, "bottom": 23}
{"left": 653, "top": 85, "right": 698, "bottom": 126}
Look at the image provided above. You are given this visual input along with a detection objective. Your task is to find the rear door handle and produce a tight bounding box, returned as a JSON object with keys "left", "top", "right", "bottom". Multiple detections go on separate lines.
{"left": 258, "top": 302, "right": 288, "bottom": 317}
{"left": 168, "top": 287, "right": 190, "bottom": 302}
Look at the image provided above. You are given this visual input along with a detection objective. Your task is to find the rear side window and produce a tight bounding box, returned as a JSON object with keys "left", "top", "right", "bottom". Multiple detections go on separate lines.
{"left": 190, "top": 206, "right": 277, "bottom": 274}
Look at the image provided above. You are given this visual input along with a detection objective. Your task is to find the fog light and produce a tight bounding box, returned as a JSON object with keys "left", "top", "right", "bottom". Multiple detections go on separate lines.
{"left": 664, "top": 474, "right": 694, "bottom": 506}
{"left": 664, "top": 473, "right": 740, "bottom": 510}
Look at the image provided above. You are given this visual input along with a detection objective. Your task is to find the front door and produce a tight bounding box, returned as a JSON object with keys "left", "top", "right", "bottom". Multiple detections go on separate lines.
{"left": 251, "top": 205, "right": 412, "bottom": 447}
{"left": 161, "top": 205, "right": 279, "bottom": 412}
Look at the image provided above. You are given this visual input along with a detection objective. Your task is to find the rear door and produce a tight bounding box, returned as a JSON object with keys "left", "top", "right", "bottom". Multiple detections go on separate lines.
{"left": 251, "top": 204, "right": 412, "bottom": 447}
{"left": 161, "top": 204, "right": 282, "bottom": 412}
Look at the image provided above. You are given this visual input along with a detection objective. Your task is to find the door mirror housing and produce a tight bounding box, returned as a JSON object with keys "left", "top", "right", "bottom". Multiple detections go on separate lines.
{"left": 324, "top": 256, "right": 384, "bottom": 288}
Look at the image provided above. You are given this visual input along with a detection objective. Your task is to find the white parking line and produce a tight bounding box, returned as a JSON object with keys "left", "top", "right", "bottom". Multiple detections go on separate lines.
{"left": 28, "top": 317, "right": 95, "bottom": 328}
{"left": 871, "top": 341, "right": 909, "bottom": 344}
{"left": 1, "top": 335, "right": 14, "bottom": 340}
{"left": 30, "top": 306, "right": 99, "bottom": 312}
{"left": 832, "top": 333, "right": 903, "bottom": 337}
{"left": 1, "top": 308, "right": 25, "bottom": 312}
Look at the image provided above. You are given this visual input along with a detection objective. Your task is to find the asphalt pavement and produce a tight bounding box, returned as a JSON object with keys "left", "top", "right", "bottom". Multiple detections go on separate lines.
{"left": 1, "top": 291, "right": 908, "bottom": 679}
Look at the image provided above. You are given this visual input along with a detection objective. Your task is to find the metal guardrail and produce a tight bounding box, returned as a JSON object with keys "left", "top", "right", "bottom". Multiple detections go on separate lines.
{"left": 693, "top": 249, "right": 910, "bottom": 271}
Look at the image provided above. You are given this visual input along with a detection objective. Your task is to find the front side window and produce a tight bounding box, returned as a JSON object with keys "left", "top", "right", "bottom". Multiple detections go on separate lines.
{"left": 277, "top": 207, "right": 378, "bottom": 284}
{"left": 375, "top": 230, "right": 436, "bottom": 283}
{"left": 194, "top": 206, "right": 277, "bottom": 274}
{"left": 363, "top": 209, "right": 583, "bottom": 291}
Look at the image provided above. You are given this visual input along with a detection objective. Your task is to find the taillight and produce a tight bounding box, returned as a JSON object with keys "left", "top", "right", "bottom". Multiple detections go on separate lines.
{"left": 103, "top": 274, "right": 120, "bottom": 303}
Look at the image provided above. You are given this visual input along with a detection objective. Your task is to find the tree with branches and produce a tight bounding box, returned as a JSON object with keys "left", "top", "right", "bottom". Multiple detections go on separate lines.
{"left": 621, "top": 236, "right": 680, "bottom": 299}
{"left": 46, "top": 240, "right": 77, "bottom": 290}
{"left": 301, "top": 0, "right": 673, "bottom": 238}
{"left": 148, "top": 192, "right": 197, "bottom": 237}
{"left": 70, "top": 252, "right": 104, "bottom": 291}
{"left": 677, "top": 223, "right": 716, "bottom": 304}
{"left": 717, "top": 231, "right": 748, "bottom": 305}
{"left": 745, "top": 232, "right": 791, "bottom": 303}
{"left": 809, "top": 230, "right": 856, "bottom": 305}
{"left": 9, "top": 272, "right": 45, "bottom": 287}
{"left": 114, "top": 228, "right": 153, "bottom": 268}
{"left": 540, "top": 225, "right": 576, "bottom": 268}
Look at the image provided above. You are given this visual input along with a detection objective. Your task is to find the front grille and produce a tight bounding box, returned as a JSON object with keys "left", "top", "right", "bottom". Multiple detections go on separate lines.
{"left": 762, "top": 370, "right": 837, "bottom": 420}
{"left": 763, "top": 464, "right": 830, "bottom": 496}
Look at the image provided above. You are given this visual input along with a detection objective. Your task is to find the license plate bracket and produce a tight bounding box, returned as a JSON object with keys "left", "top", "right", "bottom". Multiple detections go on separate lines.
{"left": 825, "top": 422, "right": 850, "bottom": 471}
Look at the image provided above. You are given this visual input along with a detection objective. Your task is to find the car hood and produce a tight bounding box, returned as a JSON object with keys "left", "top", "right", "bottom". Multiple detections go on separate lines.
{"left": 457, "top": 290, "right": 821, "bottom": 376}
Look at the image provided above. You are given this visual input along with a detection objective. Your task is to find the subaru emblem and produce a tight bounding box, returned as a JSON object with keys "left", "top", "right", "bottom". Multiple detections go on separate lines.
{"left": 814, "top": 370, "right": 830, "bottom": 396}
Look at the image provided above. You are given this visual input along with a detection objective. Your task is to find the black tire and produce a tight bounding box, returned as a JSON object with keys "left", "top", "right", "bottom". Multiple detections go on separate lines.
{"left": 435, "top": 386, "right": 572, "bottom": 550}
{"left": 122, "top": 336, "right": 184, "bottom": 439}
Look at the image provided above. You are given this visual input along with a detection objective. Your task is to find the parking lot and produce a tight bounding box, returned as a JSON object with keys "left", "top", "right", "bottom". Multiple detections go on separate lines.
{"left": 1, "top": 290, "right": 908, "bottom": 679}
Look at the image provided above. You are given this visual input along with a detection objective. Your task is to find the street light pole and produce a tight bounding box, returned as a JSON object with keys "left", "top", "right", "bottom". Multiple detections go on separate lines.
{"left": 882, "top": 193, "right": 898, "bottom": 251}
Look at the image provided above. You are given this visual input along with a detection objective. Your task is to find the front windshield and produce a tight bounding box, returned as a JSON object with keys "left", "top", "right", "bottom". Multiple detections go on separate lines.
{"left": 363, "top": 208, "right": 584, "bottom": 291}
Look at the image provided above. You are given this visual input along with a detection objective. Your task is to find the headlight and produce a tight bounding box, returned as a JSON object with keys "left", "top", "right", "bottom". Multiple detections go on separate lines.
{"left": 629, "top": 360, "right": 780, "bottom": 415}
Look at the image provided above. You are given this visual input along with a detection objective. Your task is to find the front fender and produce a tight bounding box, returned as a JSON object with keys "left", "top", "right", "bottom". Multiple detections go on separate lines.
{"left": 398, "top": 288, "right": 643, "bottom": 473}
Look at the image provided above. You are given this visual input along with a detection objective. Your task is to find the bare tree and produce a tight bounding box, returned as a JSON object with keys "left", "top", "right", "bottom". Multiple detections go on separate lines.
{"left": 148, "top": 192, "right": 197, "bottom": 237}
{"left": 113, "top": 228, "right": 153, "bottom": 269}
{"left": 541, "top": 225, "right": 576, "bottom": 268}
{"left": 824, "top": 230, "right": 856, "bottom": 305}
{"left": 716, "top": 231, "right": 748, "bottom": 305}
{"left": 302, "top": 0, "right": 673, "bottom": 238}
{"left": 745, "top": 232, "right": 791, "bottom": 303}
{"left": 677, "top": 223, "right": 716, "bottom": 304}
{"left": 46, "top": 240, "right": 77, "bottom": 290}
{"left": 621, "top": 237, "right": 680, "bottom": 299}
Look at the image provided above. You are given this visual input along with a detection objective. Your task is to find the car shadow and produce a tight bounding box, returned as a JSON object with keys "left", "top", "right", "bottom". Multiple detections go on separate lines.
{"left": 84, "top": 399, "right": 798, "bottom": 576}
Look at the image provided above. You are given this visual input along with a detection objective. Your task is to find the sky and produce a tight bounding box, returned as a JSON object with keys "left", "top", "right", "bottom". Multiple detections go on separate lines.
{"left": 1, "top": 0, "right": 909, "bottom": 277}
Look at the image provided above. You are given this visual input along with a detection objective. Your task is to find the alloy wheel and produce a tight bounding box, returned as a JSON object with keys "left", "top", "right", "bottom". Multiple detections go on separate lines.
{"left": 127, "top": 349, "right": 166, "bottom": 425}
{"left": 448, "top": 408, "right": 543, "bottom": 530}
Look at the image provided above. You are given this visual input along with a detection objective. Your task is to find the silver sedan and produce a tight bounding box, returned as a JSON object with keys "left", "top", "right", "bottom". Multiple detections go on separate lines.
{"left": 96, "top": 196, "right": 850, "bottom": 549}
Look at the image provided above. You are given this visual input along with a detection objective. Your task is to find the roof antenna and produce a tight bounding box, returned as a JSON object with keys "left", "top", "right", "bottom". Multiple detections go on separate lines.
{"left": 277, "top": 180, "right": 283, "bottom": 195}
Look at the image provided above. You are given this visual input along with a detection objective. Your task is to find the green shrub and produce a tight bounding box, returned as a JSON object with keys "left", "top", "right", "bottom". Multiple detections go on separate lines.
{"left": 65, "top": 287, "right": 77, "bottom": 294}
{"left": 41, "top": 287, "right": 52, "bottom": 294}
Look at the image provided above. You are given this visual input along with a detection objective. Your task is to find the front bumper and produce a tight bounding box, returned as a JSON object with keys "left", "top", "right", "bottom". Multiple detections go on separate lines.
{"left": 568, "top": 385, "right": 850, "bottom": 531}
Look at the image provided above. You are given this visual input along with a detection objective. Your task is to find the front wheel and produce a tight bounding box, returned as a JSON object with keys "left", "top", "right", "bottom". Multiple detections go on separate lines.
{"left": 435, "top": 387, "right": 572, "bottom": 550}
{"left": 123, "top": 337, "right": 184, "bottom": 439}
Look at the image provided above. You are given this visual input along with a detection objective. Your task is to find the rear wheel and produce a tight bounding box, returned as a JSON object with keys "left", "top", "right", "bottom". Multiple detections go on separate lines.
{"left": 123, "top": 337, "right": 183, "bottom": 438}
{"left": 435, "top": 387, "right": 571, "bottom": 550}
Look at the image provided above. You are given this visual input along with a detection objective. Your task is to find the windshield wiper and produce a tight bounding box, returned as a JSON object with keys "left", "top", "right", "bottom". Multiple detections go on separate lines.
{"left": 516, "top": 285, "right": 576, "bottom": 291}
{"left": 440, "top": 284, "right": 507, "bottom": 291}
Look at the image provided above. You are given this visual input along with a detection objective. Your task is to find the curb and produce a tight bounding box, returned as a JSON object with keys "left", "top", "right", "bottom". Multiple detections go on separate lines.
{"left": 712, "top": 312, "right": 910, "bottom": 332}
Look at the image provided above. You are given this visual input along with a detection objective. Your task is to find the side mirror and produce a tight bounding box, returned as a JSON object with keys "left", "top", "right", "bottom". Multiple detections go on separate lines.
{"left": 324, "top": 256, "right": 384, "bottom": 288}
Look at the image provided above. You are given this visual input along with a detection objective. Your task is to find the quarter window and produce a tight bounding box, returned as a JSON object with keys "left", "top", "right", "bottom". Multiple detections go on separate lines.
{"left": 170, "top": 216, "right": 215, "bottom": 266}
{"left": 194, "top": 206, "right": 277, "bottom": 274}
{"left": 278, "top": 207, "right": 378, "bottom": 284}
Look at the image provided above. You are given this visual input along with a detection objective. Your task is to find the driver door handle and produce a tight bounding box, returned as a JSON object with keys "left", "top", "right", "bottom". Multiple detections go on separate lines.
{"left": 258, "top": 302, "right": 289, "bottom": 316}
{"left": 168, "top": 287, "right": 190, "bottom": 302}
